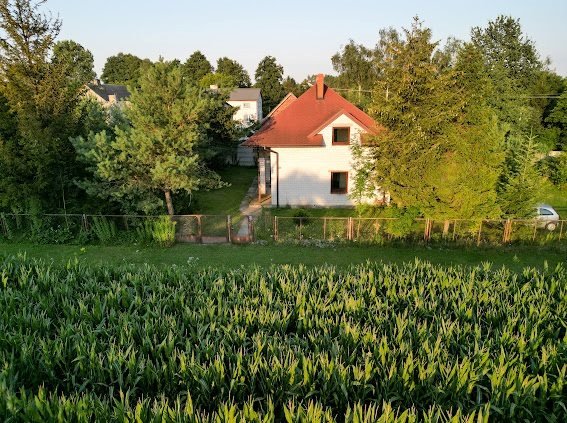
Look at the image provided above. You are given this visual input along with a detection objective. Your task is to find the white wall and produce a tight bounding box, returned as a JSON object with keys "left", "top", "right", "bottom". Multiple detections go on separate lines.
{"left": 228, "top": 99, "right": 262, "bottom": 125}
{"left": 270, "top": 114, "right": 384, "bottom": 207}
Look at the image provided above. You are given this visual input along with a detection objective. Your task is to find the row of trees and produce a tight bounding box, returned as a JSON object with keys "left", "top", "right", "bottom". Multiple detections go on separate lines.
{"left": 0, "top": 0, "right": 251, "bottom": 215}
{"left": 101, "top": 51, "right": 300, "bottom": 117}
{"left": 347, "top": 17, "right": 566, "bottom": 219}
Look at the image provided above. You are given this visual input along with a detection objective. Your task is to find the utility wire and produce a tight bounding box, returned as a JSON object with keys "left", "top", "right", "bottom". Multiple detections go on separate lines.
{"left": 329, "top": 87, "right": 563, "bottom": 98}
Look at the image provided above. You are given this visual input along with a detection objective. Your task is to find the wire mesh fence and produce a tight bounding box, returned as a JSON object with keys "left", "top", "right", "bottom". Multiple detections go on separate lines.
{"left": 0, "top": 213, "right": 565, "bottom": 246}
{"left": 256, "top": 216, "right": 567, "bottom": 246}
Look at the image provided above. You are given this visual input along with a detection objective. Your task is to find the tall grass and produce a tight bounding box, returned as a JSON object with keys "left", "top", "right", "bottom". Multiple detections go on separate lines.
{"left": 0, "top": 255, "right": 565, "bottom": 421}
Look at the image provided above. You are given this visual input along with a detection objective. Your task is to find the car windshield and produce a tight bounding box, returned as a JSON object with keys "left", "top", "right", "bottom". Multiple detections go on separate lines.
{"left": 539, "top": 208, "right": 554, "bottom": 216}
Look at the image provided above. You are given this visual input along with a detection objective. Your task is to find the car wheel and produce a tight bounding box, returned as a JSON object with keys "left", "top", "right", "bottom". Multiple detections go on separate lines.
{"left": 546, "top": 222, "right": 557, "bottom": 231}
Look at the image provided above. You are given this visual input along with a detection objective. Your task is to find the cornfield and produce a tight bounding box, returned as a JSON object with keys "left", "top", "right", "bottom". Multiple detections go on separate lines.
{"left": 0, "top": 255, "right": 566, "bottom": 422}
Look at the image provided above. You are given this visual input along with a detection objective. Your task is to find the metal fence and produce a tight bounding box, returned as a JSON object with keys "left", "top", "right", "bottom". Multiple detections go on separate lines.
{"left": 254, "top": 216, "right": 567, "bottom": 246}
{"left": 0, "top": 213, "right": 565, "bottom": 246}
{"left": 0, "top": 213, "right": 250, "bottom": 245}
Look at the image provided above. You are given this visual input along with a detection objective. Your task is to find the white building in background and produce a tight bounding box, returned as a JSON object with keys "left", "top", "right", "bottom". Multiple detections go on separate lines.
{"left": 243, "top": 74, "right": 388, "bottom": 207}
{"left": 227, "top": 88, "right": 263, "bottom": 126}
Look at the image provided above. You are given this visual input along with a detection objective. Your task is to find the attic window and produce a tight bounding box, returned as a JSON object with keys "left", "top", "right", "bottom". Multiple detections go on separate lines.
{"left": 332, "top": 127, "right": 350, "bottom": 144}
{"left": 331, "top": 172, "right": 348, "bottom": 194}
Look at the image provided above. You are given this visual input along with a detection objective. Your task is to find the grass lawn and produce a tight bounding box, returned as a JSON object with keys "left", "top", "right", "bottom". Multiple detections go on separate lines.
{"left": 541, "top": 180, "right": 567, "bottom": 217}
{"left": 190, "top": 166, "right": 256, "bottom": 216}
{"left": 1, "top": 242, "right": 564, "bottom": 272}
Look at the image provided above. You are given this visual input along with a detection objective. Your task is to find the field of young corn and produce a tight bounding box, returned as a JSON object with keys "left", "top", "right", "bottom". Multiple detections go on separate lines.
{"left": 0, "top": 255, "right": 566, "bottom": 422}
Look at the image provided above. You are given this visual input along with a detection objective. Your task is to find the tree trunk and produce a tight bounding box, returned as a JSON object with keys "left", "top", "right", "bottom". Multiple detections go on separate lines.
{"left": 164, "top": 190, "right": 175, "bottom": 216}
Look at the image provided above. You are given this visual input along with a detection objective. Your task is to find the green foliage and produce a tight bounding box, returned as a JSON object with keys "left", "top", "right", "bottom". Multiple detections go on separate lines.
{"left": 498, "top": 135, "right": 542, "bottom": 217}
{"left": 355, "top": 19, "right": 502, "bottom": 220}
{"left": 182, "top": 50, "right": 213, "bottom": 85}
{"left": 73, "top": 60, "right": 226, "bottom": 215}
{"left": 546, "top": 81, "right": 567, "bottom": 150}
{"left": 101, "top": 52, "right": 151, "bottom": 86}
{"left": 254, "top": 55, "right": 285, "bottom": 115}
{"left": 1, "top": 256, "right": 566, "bottom": 420}
{"left": 0, "top": 0, "right": 90, "bottom": 211}
{"left": 90, "top": 216, "right": 117, "bottom": 244}
{"left": 216, "top": 57, "right": 251, "bottom": 87}
{"left": 135, "top": 216, "right": 177, "bottom": 246}
{"left": 541, "top": 154, "right": 567, "bottom": 185}
{"left": 52, "top": 39, "right": 95, "bottom": 87}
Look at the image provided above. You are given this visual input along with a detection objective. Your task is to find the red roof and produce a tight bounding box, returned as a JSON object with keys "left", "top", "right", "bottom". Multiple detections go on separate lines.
{"left": 243, "top": 82, "right": 380, "bottom": 148}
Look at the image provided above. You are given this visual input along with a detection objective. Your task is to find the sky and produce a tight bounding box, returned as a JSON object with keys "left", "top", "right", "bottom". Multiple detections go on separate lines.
{"left": 46, "top": 0, "right": 567, "bottom": 81}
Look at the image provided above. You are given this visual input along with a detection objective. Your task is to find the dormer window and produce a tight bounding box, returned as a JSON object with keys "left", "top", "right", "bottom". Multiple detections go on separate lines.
{"left": 332, "top": 127, "right": 350, "bottom": 145}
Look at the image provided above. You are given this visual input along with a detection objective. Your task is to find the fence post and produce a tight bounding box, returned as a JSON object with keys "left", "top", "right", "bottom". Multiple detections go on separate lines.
{"left": 248, "top": 216, "right": 254, "bottom": 242}
{"left": 559, "top": 221, "right": 564, "bottom": 241}
{"left": 274, "top": 216, "right": 278, "bottom": 242}
{"left": 477, "top": 221, "right": 483, "bottom": 246}
{"left": 299, "top": 217, "right": 303, "bottom": 240}
{"left": 323, "top": 217, "right": 327, "bottom": 241}
{"left": 423, "top": 219, "right": 430, "bottom": 242}
{"left": 0, "top": 213, "right": 6, "bottom": 237}
{"left": 502, "top": 219, "right": 511, "bottom": 244}
{"left": 347, "top": 217, "right": 353, "bottom": 241}
{"left": 227, "top": 215, "right": 232, "bottom": 243}
{"left": 82, "top": 214, "right": 88, "bottom": 232}
{"left": 532, "top": 223, "right": 537, "bottom": 242}
{"left": 452, "top": 220, "right": 457, "bottom": 241}
{"left": 197, "top": 215, "right": 203, "bottom": 244}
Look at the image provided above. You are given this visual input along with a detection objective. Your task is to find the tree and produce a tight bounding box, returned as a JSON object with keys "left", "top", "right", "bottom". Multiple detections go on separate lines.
{"left": 182, "top": 51, "right": 213, "bottom": 85}
{"left": 52, "top": 40, "right": 95, "bottom": 87}
{"left": 101, "top": 53, "right": 151, "bottom": 86}
{"left": 199, "top": 72, "right": 236, "bottom": 92}
{"left": 0, "top": 0, "right": 86, "bottom": 211}
{"left": 353, "top": 19, "right": 503, "bottom": 219}
{"left": 331, "top": 40, "right": 376, "bottom": 106}
{"left": 471, "top": 16, "right": 543, "bottom": 139}
{"left": 216, "top": 57, "right": 251, "bottom": 87}
{"left": 546, "top": 80, "right": 567, "bottom": 150}
{"left": 254, "top": 56, "right": 285, "bottom": 115}
{"left": 73, "top": 61, "right": 224, "bottom": 216}
{"left": 497, "top": 135, "right": 541, "bottom": 217}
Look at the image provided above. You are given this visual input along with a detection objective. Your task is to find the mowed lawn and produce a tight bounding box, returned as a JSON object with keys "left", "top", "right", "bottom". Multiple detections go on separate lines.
{"left": 0, "top": 242, "right": 564, "bottom": 272}
{"left": 190, "top": 166, "right": 257, "bottom": 216}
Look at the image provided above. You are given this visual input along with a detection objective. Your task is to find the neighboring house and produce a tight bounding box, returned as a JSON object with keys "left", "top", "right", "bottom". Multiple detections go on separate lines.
{"left": 85, "top": 79, "right": 131, "bottom": 108}
{"left": 243, "top": 74, "right": 387, "bottom": 207}
{"left": 228, "top": 88, "right": 263, "bottom": 126}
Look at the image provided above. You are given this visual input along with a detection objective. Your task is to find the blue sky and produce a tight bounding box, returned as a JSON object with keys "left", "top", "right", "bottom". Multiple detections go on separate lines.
{"left": 47, "top": 0, "right": 567, "bottom": 81}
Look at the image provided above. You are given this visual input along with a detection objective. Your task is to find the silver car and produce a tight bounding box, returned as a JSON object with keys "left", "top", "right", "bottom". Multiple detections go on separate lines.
{"left": 535, "top": 204, "right": 561, "bottom": 231}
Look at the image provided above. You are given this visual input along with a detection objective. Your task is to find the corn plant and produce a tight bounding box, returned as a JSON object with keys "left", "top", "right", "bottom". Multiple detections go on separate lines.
{"left": 0, "top": 255, "right": 565, "bottom": 421}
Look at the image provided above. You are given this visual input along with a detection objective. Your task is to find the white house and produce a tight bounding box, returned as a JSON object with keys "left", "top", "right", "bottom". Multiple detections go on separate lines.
{"left": 227, "top": 88, "right": 263, "bottom": 126}
{"left": 243, "top": 74, "right": 387, "bottom": 207}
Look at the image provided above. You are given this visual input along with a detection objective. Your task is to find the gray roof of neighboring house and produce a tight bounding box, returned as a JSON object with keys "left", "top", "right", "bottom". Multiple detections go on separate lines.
{"left": 87, "top": 83, "right": 131, "bottom": 102}
{"left": 229, "top": 88, "right": 261, "bottom": 102}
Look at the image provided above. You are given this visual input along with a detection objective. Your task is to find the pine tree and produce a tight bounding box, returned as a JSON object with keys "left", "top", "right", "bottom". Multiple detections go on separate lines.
{"left": 216, "top": 57, "right": 251, "bottom": 88}
{"left": 73, "top": 61, "right": 224, "bottom": 215}
{"left": 183, "top": 51, "right": 213, "bottom": 85}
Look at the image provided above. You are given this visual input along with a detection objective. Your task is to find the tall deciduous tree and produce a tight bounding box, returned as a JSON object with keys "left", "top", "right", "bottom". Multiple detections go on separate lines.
{"left": 52, "top": 40, "right": 95, "bottom": 87}
{"left": 0, "top": 0, "right": 87, "bottom": 210}
{"left": 183, "top": 50, "right": 213, "bottom": 85}
{"left": 331, "top": 40, "right": 375, "bottom": 106}
{"left": 101, "top": 53, "right": 151, "bottom": 86}
{"left": 73, "top": 61, "right": 224, "bottom": 215}
{"left": 216, "top": 57, "right": 251, "bottom": 87}
{"left": 471, "top": 16, "right": 543, "bottom": 139}
{"left": 254, "top": 55, "right": 284, "bottom": 115}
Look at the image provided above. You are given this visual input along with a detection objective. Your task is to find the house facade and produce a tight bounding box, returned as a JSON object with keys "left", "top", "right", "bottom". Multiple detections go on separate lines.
{"left": 243, "top": 74, "right": 386, "bottom": 207}
{"left": 227, "top": 88, "right": 263, "bottom": 126}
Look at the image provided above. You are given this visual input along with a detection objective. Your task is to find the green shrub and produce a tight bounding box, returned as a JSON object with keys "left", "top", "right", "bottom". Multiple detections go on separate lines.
{"left": 90, "top": 216, "right": 117, "bottom": 244}
{"left": 151, "top": 216, "right": 176, "bottom": 246}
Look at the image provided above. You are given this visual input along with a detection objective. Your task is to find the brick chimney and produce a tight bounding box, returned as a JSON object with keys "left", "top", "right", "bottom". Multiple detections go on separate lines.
{"left": 316, "top": 73, "right": 325, "bottom": 100}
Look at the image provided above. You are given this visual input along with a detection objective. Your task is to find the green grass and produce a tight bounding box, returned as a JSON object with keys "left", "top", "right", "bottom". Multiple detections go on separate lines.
{"left": 1, "top": 242, "right": 564, "bottom": 272}
{"left": 190, "top": 166, "right": 256, "bottom": 216}
{"left": 541, "top": 180, "right": 567, "bottom": 217}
